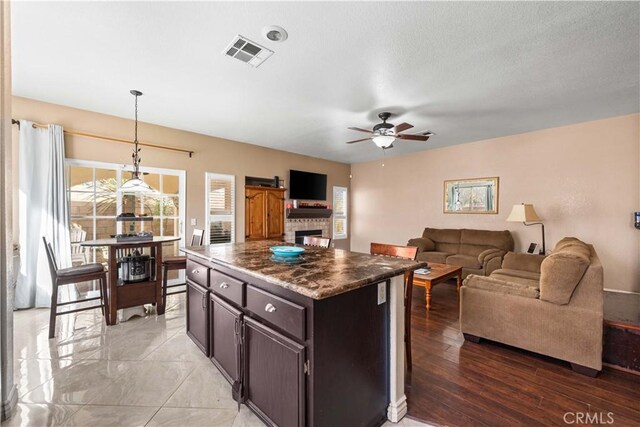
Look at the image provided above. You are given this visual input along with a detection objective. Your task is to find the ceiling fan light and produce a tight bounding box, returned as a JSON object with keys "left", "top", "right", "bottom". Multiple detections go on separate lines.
{"left": 372, "top": 135, "right": 395, "bottom": 148}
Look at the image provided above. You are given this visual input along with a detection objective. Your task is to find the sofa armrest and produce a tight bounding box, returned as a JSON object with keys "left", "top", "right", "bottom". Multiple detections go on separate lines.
{"left": 502, "top": 252, "right": 546, "bottom": 273}
{"left": 478, "top": 248, "right": 504, "bottom": 264}
{"left": 407, "top": 237, "right": 435, "bottom": 253}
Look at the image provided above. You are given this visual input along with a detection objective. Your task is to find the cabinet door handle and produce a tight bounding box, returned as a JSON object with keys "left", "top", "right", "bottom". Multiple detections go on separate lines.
{"left": 265, "top": 303, "right": 277, "bottom": 313}
{"left": 192, "top": 269, "right": 199, "bottom": 275}
{"left": 219, "top": 282, "right": 229, "bottom": 289}
{"left": 202, "top": 293, "right": 206, "bottom": 311}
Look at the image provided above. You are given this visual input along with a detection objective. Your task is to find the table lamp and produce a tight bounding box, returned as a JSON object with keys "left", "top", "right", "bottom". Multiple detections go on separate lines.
{"left": 506, "top": 203, "right": 546, "bottom": 254}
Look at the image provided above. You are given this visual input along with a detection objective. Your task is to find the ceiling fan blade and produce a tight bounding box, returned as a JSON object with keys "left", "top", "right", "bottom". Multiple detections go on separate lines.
{"left": 348, "top": 127, "right": 374, "bottom": 134}
{"left": 394, "top": 122, "right": 413, "bottom": 133}
{"left": 397, "top": 134, "right": 430, "bottom": 141}
{"left": 345, "top": 138, "right": 371, "bottom": 144}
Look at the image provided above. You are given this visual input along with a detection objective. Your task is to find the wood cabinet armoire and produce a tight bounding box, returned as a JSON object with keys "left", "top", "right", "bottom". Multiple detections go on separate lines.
{"left": 245, "top": 186, "right": 286, "bottom": 241}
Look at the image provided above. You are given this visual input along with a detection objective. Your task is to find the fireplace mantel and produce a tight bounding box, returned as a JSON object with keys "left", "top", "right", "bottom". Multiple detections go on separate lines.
{"left": 286, "top": 208, "right": 333, "bottom": 219}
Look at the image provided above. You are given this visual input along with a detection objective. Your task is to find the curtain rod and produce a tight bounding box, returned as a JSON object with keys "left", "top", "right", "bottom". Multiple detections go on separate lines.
{"left": 11, "top": 119, "right": 194, "bottom": 157}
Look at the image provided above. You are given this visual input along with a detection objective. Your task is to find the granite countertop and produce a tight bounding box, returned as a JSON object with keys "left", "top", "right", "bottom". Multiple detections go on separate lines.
{"left": 182, "top": 240, "right": 427, "bottom": 300}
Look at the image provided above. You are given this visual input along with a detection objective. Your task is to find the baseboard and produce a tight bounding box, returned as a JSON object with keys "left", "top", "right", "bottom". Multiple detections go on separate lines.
{"left": 1, "top": 384, "right": 17, "bottom": 421}
{"left": 387, "top": 394, "right": 408, "bottom": 423}
{"left": 603, "top": 362, "right": 640, "bottom": 376}
{"left": 604, "top": 288, "right": 640, "bottom": 295}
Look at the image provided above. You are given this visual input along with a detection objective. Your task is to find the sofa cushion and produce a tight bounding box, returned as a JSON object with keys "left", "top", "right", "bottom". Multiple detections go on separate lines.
{"left": 416, "top": 251, "right": 452, "bottom": 264}
{"left": 554, "top": 237, "right": 591, "bottom": 259}
{"left": 460, "top": 229, "right": 514, "bottom": 252}
{"left": 502, "top": 252, "right": 545, "bottom": 273}
{"left": 422, "top": 228, "right": 461, "bottom": 244}
{"left": 435, "top": 242, "right": 461, "bottom": 254}
{"left": 407, "top": 237, "right": 435, "bottom": 253}
{"left": 446, "top": 254, "right": 482, "bottom": 269}
{"left": 491, "top": 268, "right": 541, "bottom": 281}
{"left": 539, "top": 238, "right": 590, "bottom": 305}
{"left": 489, "top": 274, "right": 540, "bottom": 289}
{"left": 458, "top": 244, "right": 487, "bottom": 258}
{"left": 463, "top": 274, "right": 539, "bottom": 299}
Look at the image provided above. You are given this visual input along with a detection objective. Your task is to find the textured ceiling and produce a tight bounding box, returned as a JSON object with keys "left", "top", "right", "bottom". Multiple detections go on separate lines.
{"left": 11, "top": 1, "right": 640, "bottom": 163}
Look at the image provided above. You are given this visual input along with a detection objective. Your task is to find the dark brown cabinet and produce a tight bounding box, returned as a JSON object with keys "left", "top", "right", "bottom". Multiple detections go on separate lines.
{"left": 209, "top": 293, "right": 242, "bottom": 383}
{"left": 265, "top": 189, "right": 285, "bottom": 240}
{"left": 245, "top": 186, "right": 286, "bottom": 241}
{"left": 244, "top": 317, "right": 306, "bottom": 427}
{"left": 186, "top": 280, "right": 209, "bottom": 355}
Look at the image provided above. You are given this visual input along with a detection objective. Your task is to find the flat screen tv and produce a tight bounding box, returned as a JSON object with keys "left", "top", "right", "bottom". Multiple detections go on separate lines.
{"left": 289, "top": 170, "right": 327, "bottom": 201}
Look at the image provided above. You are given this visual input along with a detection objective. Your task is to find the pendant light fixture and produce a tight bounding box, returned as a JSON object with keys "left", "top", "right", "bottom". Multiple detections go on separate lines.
{"left": 119, "top": 90, "right": 153, "bottom": 193}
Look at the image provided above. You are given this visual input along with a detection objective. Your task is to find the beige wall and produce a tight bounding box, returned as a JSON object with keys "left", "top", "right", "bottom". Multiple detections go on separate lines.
{"left": 351, "top": 114, "right": 640, "bottom": 293}
{"left": 12, "top": 96, "right": 351, "bottom": 249}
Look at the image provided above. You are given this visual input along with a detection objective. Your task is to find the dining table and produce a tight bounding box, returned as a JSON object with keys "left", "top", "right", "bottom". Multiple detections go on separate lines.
{"left": 81, "top": 236, "right": 181, "bottom": 325}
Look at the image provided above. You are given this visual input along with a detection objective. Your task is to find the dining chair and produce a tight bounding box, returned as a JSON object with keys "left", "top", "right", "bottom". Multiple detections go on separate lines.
{"left": 161, "top": 228, "right": 205, "bottom": 310}
{"left": 43, "top": 237, "right": 108, "bottom": 339}
{"left": 302, "top": 236, "right": 332, "bottom": 248}
{"left": 370, "top": 242, "right": 419, "bottom": 370}
{"left": 70, "top": 226, "right": 88, "bottom": 265}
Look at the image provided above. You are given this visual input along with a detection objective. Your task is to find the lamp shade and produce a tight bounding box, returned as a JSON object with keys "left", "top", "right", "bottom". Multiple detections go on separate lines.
{"left": 372, "top": 135, "right": 395, "bottom": 148}
{"left": 506, "top": 203, "right": 541, "bottom": 222}
{"left": 119, "top": 176, "right": 153, "bottom": 193}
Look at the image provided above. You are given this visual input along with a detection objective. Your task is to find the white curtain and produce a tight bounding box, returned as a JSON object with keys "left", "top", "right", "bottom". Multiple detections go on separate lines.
{"left": 16, "top": 122, "right": 72, "bottom": 309}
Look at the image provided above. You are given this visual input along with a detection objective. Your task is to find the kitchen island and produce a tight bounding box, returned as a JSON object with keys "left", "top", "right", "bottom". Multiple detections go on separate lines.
{"left": 182, "top": 240, "right": 426, "bottom": 427}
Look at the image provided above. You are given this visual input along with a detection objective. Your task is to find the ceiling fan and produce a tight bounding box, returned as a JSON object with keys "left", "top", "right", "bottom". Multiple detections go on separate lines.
{"left": 346, "top": 112, "right": 434, "bottom": 149}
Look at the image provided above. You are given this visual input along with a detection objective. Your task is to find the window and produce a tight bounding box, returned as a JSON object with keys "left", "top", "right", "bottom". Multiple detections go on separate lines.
{"left": 206, "top": 173, "right": 235, "bottom": 244}
{"left": 67, "top": 164, "right": 117, "bottom": 265}
{"left": 66, "top": 160, "right": 185, "bottom": 266}
{"left": 333, "top": 186, "right": 348, "bottom": 240}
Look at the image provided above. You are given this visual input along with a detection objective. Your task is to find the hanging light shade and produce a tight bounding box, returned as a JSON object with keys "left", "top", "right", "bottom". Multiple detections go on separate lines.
{"left": 372, "top": 134, "right": 395, "bottom": 148}
{"left": 119, "top": 90, "right": 153, "bottom": 193}
{"left": 120, "top": 174, "right": 152, "bottom": 192}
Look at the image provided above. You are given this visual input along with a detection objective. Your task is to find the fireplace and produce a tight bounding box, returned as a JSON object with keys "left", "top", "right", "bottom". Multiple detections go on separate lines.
{"left": 285, "top": 218, "right": 330, "bottom": 245}
{"left": 295, "top": 229, "right": 322, "bottom": 245}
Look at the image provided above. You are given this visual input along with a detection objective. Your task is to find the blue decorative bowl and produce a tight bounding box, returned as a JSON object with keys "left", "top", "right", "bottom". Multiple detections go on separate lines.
{"left": 270, "top": 246, "right": 305, "bottom": 258}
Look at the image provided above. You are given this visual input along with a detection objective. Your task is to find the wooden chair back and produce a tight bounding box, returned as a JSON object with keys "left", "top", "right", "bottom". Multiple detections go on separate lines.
{"left": 43, "top": 237, "right": 108, "bottom": 338}
{"left": 370, "top": 242, "right": 418, "bottom": 260}
{"left": 191, "top": 228, "right": 205, "bottom": 246}
{"left": 370, "top": 241, "right": 419, "bottom": 370}
{"left": 42, "top": 237, "right": 59, "bottom": 277}
{"left": 303, "top": 236, "right": 332, "bottom": 248}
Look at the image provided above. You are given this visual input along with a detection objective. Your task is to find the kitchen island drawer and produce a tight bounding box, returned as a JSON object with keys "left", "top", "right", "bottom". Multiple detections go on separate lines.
{"left": 186, "top": 259, "right": 209, "bottom": 288}
{"left": 210, "top": 269, "right": 244, "bottom": 306}
{"left": 246, "top": 285, "right": 305, "bottom": 341}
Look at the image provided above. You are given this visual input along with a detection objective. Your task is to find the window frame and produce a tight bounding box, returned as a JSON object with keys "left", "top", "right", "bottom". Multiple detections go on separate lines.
{"left": 66, "top": 159, "right": 186, "bottom": 260}
{"left": 205, "top": 172, "right": 236, "bottom": 245}
{"left": 332, "top": 186, "right": 348, "bottom": 240}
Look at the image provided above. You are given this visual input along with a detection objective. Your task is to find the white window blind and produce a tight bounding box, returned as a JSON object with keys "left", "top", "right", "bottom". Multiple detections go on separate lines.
{"left": 333, "top": 186, "right": 348, "bottom": 240}
{"left": 207, "top": 173, "right": 235, "bottom": 244}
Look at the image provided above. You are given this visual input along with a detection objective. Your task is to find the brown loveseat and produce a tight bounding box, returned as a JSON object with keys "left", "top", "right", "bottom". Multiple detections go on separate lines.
{"left": 460, "top": 237, "right": 604, "bottom": 376}
{"left": 408, "top": 228, "right": 514, "bottom": 278}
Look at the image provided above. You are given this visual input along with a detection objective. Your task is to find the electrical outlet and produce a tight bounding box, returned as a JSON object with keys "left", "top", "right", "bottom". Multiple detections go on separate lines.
{"left": 377, "top": 282, "right": 386, "bottom": 305}
{"left": 190, "top": 218, "right": 197, "bottom": 226}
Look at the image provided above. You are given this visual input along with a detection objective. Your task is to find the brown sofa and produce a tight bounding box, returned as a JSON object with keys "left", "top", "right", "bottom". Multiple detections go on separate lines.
{"left": 408, "top": 228, "right": 514, "bottom": 278}
{"left": 460, "top": 237, "right": 604, "bottom": 376}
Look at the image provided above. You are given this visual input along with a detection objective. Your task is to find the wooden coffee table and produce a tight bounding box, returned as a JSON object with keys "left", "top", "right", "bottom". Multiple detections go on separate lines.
{"left": 412, "top": 263, "right": 463, "bottom": 311}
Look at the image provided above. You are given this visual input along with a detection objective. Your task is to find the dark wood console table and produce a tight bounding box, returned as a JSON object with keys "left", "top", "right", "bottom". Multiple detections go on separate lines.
{"left": 603, "top": 291, "right": 640, "bottom": 373}
{"left": 82, "top": 236, "right": 180, "bottom": 325}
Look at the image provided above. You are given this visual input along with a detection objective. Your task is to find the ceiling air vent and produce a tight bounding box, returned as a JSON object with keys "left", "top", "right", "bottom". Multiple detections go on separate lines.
{"left": 223, "top": 35, "right": 274, "bottom": 68}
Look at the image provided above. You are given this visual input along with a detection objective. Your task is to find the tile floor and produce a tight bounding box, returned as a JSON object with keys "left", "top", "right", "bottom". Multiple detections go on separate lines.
{"left": 3, "top": 295, "right": 430, "bottom": 427}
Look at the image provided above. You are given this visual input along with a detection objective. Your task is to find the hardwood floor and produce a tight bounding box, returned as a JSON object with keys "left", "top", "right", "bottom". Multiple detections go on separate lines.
{"left": 406, "top": 281, "right": 640, "bottom": 427}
